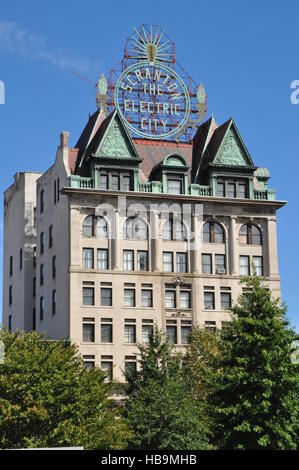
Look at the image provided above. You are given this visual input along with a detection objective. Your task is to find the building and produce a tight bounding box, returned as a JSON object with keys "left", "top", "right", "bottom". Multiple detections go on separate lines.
{"left": 2, "top": 25, "right": 286, "bottom": 381}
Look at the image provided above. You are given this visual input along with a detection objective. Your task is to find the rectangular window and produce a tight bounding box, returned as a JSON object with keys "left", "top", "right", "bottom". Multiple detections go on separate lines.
{"left": 204, "top": 290, "right": 215, "bottom": 309}
{"left": 215, "top": 254, "right": 226, "bottom": 274}
{"left": 217, "top": 181, "right": 225, "bottom": 197}
{"left": 221, "top": 292, "right": 231, "bottom": 310}
{"left": 167, "top": 179, "right": 182, "bottom": 195}
{"left": 8, "top": 315, "right": 12, "bottom": 331}
{"left": 54, "top": 180, "right": 57, "bottom": 204}
{"left": 141, "top": 289, "right": 153, "bottom": 307}
{"left": 82, "top": 248, "right": 94, "bottom": 269}
{"left": 165, "top": 289, "right": 176, "bottom": 308}
{"left": 227, "top": 182, "right": 236, "bottom": 198}
{"left": 101, "top": 287, "right": 112, "bottom": 306}
{"left": 142, "top": 319, "right": 154, "bottom": 343}
{"left": 83, "top": 287, "right": 94, "bottom": 306}
{"left": 52, "top": 290, "right": 56, "bottom": 315}
{"left": 253, "top": 256, "right": 263, "bottom": 276}
{"left": 40, "top": 264, "right": 44, "bottom": 286}
{"left": 181, "top": 320, "right": 192, "bottom": 344}
{"left": 180, "top": 290, "right": 191, "bottom": 309}
{"left": 83, "top": 318, "right": 95, "bottom": 343}
{"left": 9, "top": 285, "right": 12, "bottom": 305}
{"left": 240, "top": 255, "right": 250, "bottom": 275}
{"left": 83, "top": 355, "right": 95, "bottom": 370}
{"left": 166, "top": 320, "right": 177, "bottom": 344}
{"left": 124, "top": 288, "right": 136, "bottom": 307}
{"left": 97, "top": 249, "right": 108, "bottom": 270}
{"left": 125, "top": 356, "right": 137, "bottom": 378}
{"left": 112, "top": 175, "right": 120, "bottom": 191}
{"left": 40, "top": 189, "right": 44, "bottom": 213}
{"left": 123, "top": 250, "right": 134, "bottom": 271}
{"left": 40, "top": 232, "right": 44, "bottom": 255}
{"left": 57, "top": 178, "right": 60, "bottom": 202}
{"left": 137, "top": 251, "right": 148, "bottom": 271}
{"left": 202, "top": 254, "right": 212, "bottom": 274}
{"left": 9, "top": 256, "right": 13, "bottom": 276}
{"left": 99, "top": 174, "right": 108, "bottom": 190}
{"left": 52, "top": 256, "right": 56, "bottom": 278}
{"left": 33, "top": 246, "right": 36, "bottom": 267}
{"left": 33, "top": 277, "right": 36, "bottom": 298}
{"left": 40, "top": 296, "right": 44, "bottom": 321}
{"left": 163, "top": 252, "right": 173, "bottom": 272}
{"left": 205, "top": 321, "right": 216, "bottom": 333}
{"left": 101, "top": 356, "right": 113, "bottom": 381}
{"left": 49, "top": 225, "right": 53, "bottom": 248}
{"left": 238, "top": 183, "right": 246, "bottom": 199}
{"left": 177, "top": 252, "right": 187, "bottom": 273}
{"left": 19, "top": 249, "right": 22, "bottom": 270}
{"left": 101, "top": 318, "right": 113, "bottom": 343}
{"left": 123, "top": 175, "right": 131, "bottom": 191}
{"left": 124, "top": 320, "right": 136, "bottom": 343}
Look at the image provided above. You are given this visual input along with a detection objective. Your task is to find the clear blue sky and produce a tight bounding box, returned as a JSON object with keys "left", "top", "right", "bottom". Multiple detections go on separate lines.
{"left": 0, "top": 0, "right": 298, "bottom": 330}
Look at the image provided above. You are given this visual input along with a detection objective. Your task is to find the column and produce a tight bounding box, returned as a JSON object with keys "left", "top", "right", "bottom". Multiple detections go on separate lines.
{"left": 113, "top": 210, "right": 120, "bottom": 270}
{"left": 229, "top": 216, "right": 238, "bottom": 275}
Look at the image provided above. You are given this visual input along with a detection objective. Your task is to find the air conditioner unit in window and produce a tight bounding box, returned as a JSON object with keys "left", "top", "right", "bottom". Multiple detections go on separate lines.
{"left": 216, "top": 268, "right": 226, "bottom": 274}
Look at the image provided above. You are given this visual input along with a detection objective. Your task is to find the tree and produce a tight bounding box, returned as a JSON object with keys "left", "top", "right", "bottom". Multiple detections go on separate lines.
{"left": 0, "top": 330, "right": 131, "bottom": 449}
{"left": 125, "top": 327, "right": 212, "bottom": 450}
{"left": 212, "top": 276, "right": 299, "bottom": 450}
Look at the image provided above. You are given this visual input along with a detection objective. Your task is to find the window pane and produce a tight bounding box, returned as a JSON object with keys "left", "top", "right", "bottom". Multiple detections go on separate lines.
{"left": 253, "top": 256, "right": 263, "bottom": 276}
{"left": 101, "top": 288, "right": 112, "bottom": 306}
{"left": 163, "top": 252, "right": 173, "bottom": 272}
{"left": 239, "top": 224, "right": 248, "bottom": 244}
{"left": 240, "top": 256, "right": 250, "bottom": 275}
{"left": 252, "top": 225, "right": 262, "bottom": 245}
{"left": 181, "top": 325, "right": 192, "bottom": 344}
{"left": 217, "top": 182, "right": 225, "bottom": 197}
{"left": 125, "top": 361, "right": 137, "bottom": 377}
{"left": 99, "top": 174, "right": 108, "bottom": 190}
{"left": 162, "top": 220, "right": 172, "bottom": 240}
{"left": 83, "top": 323, "right": 95, "bottom": 342}
{"left": 123, "top": 175, "right": 131, "bottom": 191}
{"left": 141, "top": 289, "right": 152, "bottom": 307}
{"left": 142, "top": 323, "right": 153, "bottom": 343}
{"left": 204, "top": 292, "right": 215, "bottom": 309}
{"left": 124, "top": 325, "right": 136, "bottom": 343}
{"left": 137, "top": 251, "right": 148, "bottom": 271}
{"left": 101, "top": 324, "right": 113, "bottom": 343}
{"left": 239, "top": 183, "right": 246, "bottom": 198}
{"left": 177, "top": 253, "right": 187, "bottom": 273}
{"left": 124, "top": 289, "right": 135, "bottom": 307}
{"left": 83, "top": 360, "right": 95, "bottom": 370}
{"left": 165, "top": 290, "right": 176, "bottom": 308}
{"left": 227, "top": 183, "right": 236, "bottom": 198}
{"left": 96, "top": 217, "right": 108, "bottom": 238}
{"left": 203, "top": 223, "right": 211, "bottom": 243}
{"left": 135, "top": 218, "right": 148, "bottom": 240}
{"left": 101, "top": 361, "right": 113, "bottom": 381}
{"left": 83, "top": 248, "right": 94, "bottom": 269}
{"left": 123, "top": 250, "right": 134, "bottom": 271}
{"left": 215, "top": 254, "right": 225, "bottom": 273}
{"left": 174, "top": 222, "right": 185, "bottom": 241}
{"left": 221, "top": 292, "right": 231, "bottom": 310}
{"left": 83, "top": 215, "right": 93, "bottom": 237}
{"left": 202, "top": 254, "right": 212, "bottom": 274}
{"left": 83, "top": 287, "right": 94, "bottom": 305}
{"left": 97, "top": 249, "right": 108, "bottom": 270}
{"left": 166, "top": 325, "right": 177, "bottom": 344}
{"left": 214, "top": 223, "right": 224, "bottom": 243}
{"left": 180, "top": 291, "right": 191, "bottom": 309}
{"left": 112, "top": 175, "right": 120, "bottom": 191}
{"left": 167, "top": 179, "right": 182, "bottom": 195}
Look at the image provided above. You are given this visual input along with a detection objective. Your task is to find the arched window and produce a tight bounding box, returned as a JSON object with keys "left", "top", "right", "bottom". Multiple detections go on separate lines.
{"left": 123, "top": 217, "right": 148, "bottom": 240}
{"left": 239, "top": 224, "right": 262, "bottom": 245}
{"left": 95, "top": 217, "right": 108, "bottom": 238}
{"left": 203, "top": 222, "right": 224, "bottom": 243}
{"left": 162, "top": 219, "right": 186, "bottom": 241}
{"left": 83, "top": 215, "right": 93, "bottom": 237}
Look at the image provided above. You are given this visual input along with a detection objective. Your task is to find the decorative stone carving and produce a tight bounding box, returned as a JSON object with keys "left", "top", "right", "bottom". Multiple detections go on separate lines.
{"left": 215, "top": 128, "right": 249, "bottom": 166}
{"left": 96, "top": 118, "right": 135, "bottom": 158}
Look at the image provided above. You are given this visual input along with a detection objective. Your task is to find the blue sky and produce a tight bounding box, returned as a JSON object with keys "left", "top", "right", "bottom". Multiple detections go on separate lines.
{"left": 0, "top": 0, "right": 298, "bottom": 330}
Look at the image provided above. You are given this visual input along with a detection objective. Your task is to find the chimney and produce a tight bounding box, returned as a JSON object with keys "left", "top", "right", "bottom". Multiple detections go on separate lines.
{"left": 60, "top": 131, "right": 69, "bottom": 148}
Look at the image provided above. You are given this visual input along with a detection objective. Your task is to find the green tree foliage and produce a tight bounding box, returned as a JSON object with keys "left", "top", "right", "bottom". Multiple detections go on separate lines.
{"left": 0, "top": 330, "right": 131, "bottom": 449}
{"left": 213, "top": 276, "right": 299, "bottom": 449}
{"left": 125, "top": 327, "right": 212, "bottom": 450}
